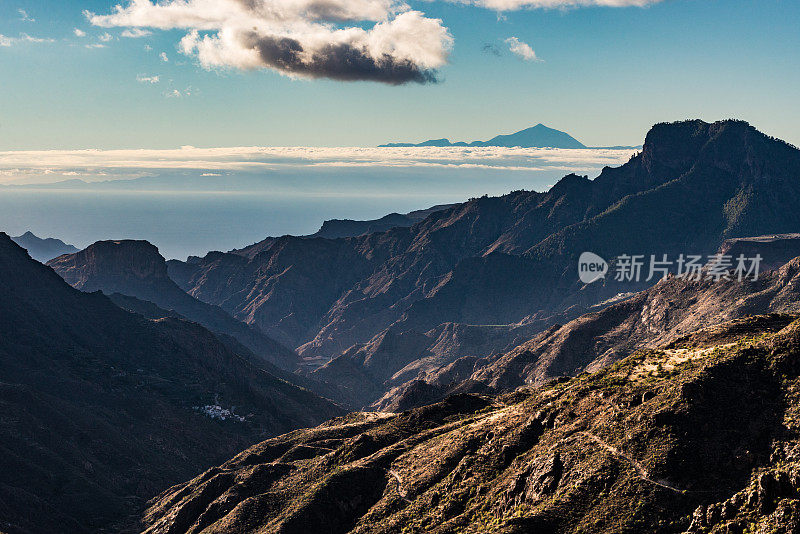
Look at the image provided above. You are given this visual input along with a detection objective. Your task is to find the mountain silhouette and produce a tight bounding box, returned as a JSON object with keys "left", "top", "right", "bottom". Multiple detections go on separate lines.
{"left": 11, "top": 231, "right": 79, "bottom": 262}
{"left": 380, "top": 123, "right": 587, "bottom": 148}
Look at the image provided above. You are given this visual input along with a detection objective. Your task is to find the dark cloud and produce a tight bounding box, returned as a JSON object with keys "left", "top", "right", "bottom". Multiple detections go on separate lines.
{"left": 245, "top": 33, "right": 440, "bottom": 84}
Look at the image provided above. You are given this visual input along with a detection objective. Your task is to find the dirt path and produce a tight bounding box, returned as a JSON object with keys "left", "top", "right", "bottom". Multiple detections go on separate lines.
{"left": 581, "top": 432, "right": 686, "bottom": 494}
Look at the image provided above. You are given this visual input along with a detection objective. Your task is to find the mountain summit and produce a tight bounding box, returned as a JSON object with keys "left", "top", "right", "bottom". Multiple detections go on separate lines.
{"left": 48, "top": 240, "right": 301, "bottom": 370}
{"left": 380, "top": 123, "right": 587, "bottom": 149}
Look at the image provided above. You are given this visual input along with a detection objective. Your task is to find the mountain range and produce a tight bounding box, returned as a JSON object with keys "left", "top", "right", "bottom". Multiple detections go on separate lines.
{"left": 378, "top": 236, "right": 800, "bottom": 411}
{"left": 224, "top": 204, "right": 457, "bottom": 260}
{"left": 165, "top": 119, "right": 800, "bottom": 411}
{"left": 379, "top": 123, "right": 588, "bottom": 149}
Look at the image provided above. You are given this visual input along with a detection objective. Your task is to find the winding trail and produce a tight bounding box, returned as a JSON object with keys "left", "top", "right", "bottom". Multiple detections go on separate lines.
{"left": 581, "top": 431, "right": 686, "bottom": 494}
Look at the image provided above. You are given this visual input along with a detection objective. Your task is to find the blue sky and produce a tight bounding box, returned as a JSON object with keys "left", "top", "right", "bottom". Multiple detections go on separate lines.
{"left": 1, "top": 0, "right": 799, "bottom": 150}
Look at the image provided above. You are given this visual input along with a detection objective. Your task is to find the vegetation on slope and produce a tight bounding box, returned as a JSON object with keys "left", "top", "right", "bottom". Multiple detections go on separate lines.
{"left": 144, "top": 314, "right": 800, "bottom": 533}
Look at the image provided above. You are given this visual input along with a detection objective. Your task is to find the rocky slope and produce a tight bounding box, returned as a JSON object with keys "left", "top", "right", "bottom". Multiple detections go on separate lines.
{"left": 310, "top": 321, "right": 547, "bottom": 409}
{"left": 47, "top": 240, "right": 300, "bottom": 370}
{"left": 142, "top": 313, "right": 800, "bottom": 533}
{"left": 375, "top": 241, "right": 800, "bottom": 411}
{"left": 0, "top": 233, "right": 343, "bottom": 533}
{"left": 308, "top": 204, "right": 456, "bottom": 241}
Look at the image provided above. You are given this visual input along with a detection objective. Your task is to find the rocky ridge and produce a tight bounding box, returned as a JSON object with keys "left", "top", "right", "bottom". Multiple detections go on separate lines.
{"left": 142, "top": 313, "right": 800, "bottom": 533}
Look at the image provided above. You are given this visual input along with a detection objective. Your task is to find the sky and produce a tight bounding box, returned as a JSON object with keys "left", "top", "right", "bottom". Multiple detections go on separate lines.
{"left": 0, "top": 0, "right": 799, "bottom": 151}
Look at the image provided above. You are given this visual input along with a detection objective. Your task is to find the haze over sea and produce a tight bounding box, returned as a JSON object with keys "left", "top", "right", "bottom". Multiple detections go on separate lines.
{"left": 0, "top": 146, "right": 634, "bottom": 259}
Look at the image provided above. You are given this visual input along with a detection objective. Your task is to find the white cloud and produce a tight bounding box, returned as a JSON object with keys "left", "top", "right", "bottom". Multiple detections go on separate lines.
{"left": 136, "top": 74, "right": 160, "bottom": 83}
{"left": 452, "top": 0, "right": 660, "bottom": 10}
{"left": 86, "top": 0, "right": 452, "bottom": 84}
{"left": 85, "top": 43, "right": 107, "bottom": 49}
{"left": 144, "top": 44, "right": 153, "bottom": 51}
{"left": 0, "top": 146, "right": 637, "bottom": 184}
{"left": 505, "top": 37, "right": 541, "bottom": 61}
{"left": 18, "top": 9, "right": 35, "bottom": 22}
{"left": 0, "top": 33, "right": 54, "bottom": 46}
{"left": 160, "top": 51, "right": 169, "bottom": 62}
{"left": 19, "top": 33, "right": 54, "bottom": 44}
{"left": 74, "top": 28, "right": 87, "bottom": 37}
{"left": 165, "top": 86, "right": 195, "bottom": 98}
{"left": 99, "top": 32, "right": 114, "bottom": 42}
{"left": 122, "top": 28, "right": 153, "bottom": 38}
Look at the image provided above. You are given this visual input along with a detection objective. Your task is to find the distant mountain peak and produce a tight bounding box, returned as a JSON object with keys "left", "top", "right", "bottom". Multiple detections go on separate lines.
{"left": 10, "top": 231, "right": 79, "bottom": 263}
{"left": 379, "top": 124, "right": 587, "bottom": 149}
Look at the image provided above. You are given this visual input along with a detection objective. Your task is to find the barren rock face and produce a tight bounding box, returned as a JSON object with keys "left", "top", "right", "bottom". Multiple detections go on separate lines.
{"left": 49, "top": 239, "right": 170, "bottom": 291}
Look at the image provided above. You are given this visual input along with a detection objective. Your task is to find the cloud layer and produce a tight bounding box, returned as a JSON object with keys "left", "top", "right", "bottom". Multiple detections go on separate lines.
{"left": 87, "top": 0, "right": 452, "bottom": 84}
{"left": 455, "top": 0, "right": 659, "bottom": 10}
{"left": 0, "top": 145, "right": 637, "bottom": 185}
